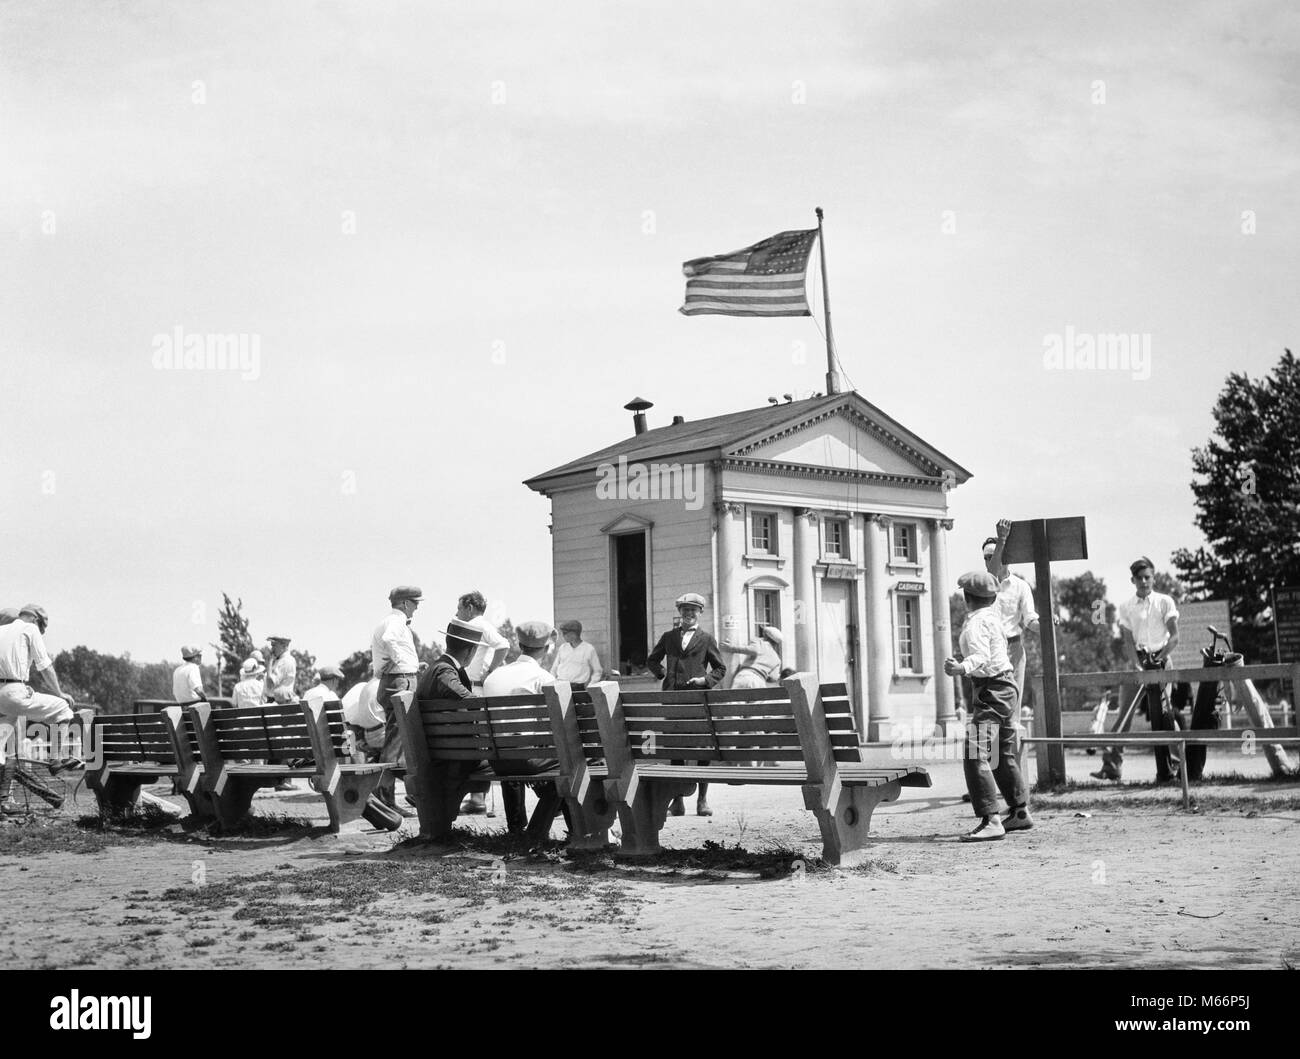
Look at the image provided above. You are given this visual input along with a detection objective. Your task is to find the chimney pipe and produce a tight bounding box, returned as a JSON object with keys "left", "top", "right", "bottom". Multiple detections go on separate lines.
{"left": 624, "top": 396, "right": 653, "bottom": 436}
{"left": 671, "top": 415, "right": 685, "bottom": 426}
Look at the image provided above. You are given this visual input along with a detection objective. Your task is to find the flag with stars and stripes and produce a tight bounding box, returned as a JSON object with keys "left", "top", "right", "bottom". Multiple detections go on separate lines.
{"left": 679, "top": 228, "right": 817, "bottom": 317}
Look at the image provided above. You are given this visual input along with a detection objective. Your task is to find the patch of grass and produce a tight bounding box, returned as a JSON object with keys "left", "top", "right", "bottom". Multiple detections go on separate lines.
{"left": 187, "top": 937, "right": 217, "bottom": 949}
{"left": 209, "top": 812, "right": 318, "bottom": 837}
{"left": 0, "top": 814, "right": 149, "bottom": 855}
{"left": 78, "top": 800, "right": 182, "bottom": 832}
{"left": 1030, "top": 772, "right": 1300, "bottom": 812}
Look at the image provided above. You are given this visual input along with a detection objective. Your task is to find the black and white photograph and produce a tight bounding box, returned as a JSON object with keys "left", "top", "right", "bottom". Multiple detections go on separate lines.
{"left": 1, "top": 0, "right": 1296, "bottom": 1025}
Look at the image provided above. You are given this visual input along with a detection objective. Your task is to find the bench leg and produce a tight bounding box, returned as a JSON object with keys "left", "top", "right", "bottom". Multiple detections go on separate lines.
{"left": 615, "top": 778, "right": 696, "bottom": 857}
{"left": 523, "top": 783, "right": 564, "bottom": 843}
{"left": 321, "top": 770, "right": 386, "bottom": 833}
{"left": 86, "top": 768, "right": 145, "bottom": 814}
{"left": 209, "top": 778, "right": 259, "bottom": 830}
{"left": 803, "top": 782, "right": 899, "bottom": 867}
{"left": 562, "top": 784, "right": 616, "bottom": 851}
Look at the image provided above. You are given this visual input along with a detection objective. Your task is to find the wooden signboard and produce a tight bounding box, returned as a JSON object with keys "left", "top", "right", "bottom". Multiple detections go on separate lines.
{"left": 1275, "top": 585, "right": 1300, "bottom": 664}
{"left": 999, "top": 516, "right": 1088, "bottom": 566}
{"left": 1168, "top": 600, "right": 1232, "bottom": 672}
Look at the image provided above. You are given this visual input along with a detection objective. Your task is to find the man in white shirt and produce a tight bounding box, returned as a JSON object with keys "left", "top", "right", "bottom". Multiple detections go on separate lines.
{"left": 982, "top": 520, "right": 1042, "bottom": 700}
{"left": 944, "top": 572, "right": 1031, "bottom": 841}
{"left": 372, "top": 586, "right": 423, "bottom": 812}
{"left": 0, "top": 605, "right": 74, "bottom": 815}
{"left": 263, "top": 635, "right": 297, "bottom": 704}
{"left": 483, "top": 621, "right": 565, "bottom": 836}
{"left": 1094, "top": 557, "right": 1182, "bottom": 783}
{"left": 172, "top": 645, "right": 207, "bottom": 704}
{"left": 550, "top": 620, "right": 603, "bottom": 686}
{"left": 301, "top": 664, "right": 344, "bottom": 707}
{"left": 455, "top": 590, "right": 508, "bottom": 814}
{"left": 342, "top": 672, "right": 384, "bottom": 762}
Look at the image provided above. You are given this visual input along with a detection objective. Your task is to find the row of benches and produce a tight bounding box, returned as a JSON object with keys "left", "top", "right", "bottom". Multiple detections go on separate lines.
{"left": 75, "top": 675, "right": 931, "bottom": 864}
{"left": 84, "top": 701, "right": 387, "bottom": 832}
{"left": 394, "top": 674, "right": 931, "bottom": 865}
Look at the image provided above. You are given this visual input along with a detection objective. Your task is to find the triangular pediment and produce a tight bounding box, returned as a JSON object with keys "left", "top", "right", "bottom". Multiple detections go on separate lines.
{"left": 728, "top": 404, "right": 941, "bottom": 477}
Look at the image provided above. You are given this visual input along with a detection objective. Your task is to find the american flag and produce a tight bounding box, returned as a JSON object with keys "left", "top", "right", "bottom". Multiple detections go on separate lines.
{"left": 679, "top": 228, "right": 817, "bottom": 317}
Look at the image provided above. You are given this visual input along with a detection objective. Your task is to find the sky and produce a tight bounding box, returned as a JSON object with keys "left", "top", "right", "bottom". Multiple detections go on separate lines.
{"left": 2, "top": 0, "right": 1298, "bottom": 668}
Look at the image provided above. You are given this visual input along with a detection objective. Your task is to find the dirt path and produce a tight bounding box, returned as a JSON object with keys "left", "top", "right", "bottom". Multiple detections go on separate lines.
{"left": 2, "top": 751, "right": 1297, "bottom": 970}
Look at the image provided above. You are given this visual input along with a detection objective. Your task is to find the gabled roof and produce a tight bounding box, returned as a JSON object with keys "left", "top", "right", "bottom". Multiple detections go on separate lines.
{"left": 523, "top": 390, "right": 973, "bottom": 493}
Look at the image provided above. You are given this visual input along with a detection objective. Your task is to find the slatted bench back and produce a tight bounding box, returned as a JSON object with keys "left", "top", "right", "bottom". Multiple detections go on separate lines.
{"left": 569, "top": 690, "right": 604, "bottom": 759}
{"left": 617, "top": 682, "right": 862, "bottom": 763}
{"left": 209, "top": 702, "right": 347, "bottom": 760}
{"left": 94, "top": 712, "right": 180, "bottom": 766}
{"left": 419, "top": 694, "right": 561, "bottom": 761}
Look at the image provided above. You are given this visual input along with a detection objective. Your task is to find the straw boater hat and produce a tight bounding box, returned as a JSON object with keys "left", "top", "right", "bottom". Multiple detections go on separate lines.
{"left": 439, "top": 618, "right": 485, "bottom": 648}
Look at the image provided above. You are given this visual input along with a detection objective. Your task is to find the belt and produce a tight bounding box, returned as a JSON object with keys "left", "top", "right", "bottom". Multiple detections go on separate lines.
{"left": 472, "top": 681, "right": 484, "bottom": 687}
{"left": 972, "top": 670, "right": 1015, "bottom": 682}
{"left": 1007, "top": 635, "right": 1021, "bottom": 643}
{"left": 737, "top": 666, "right": 775, "bottom": 681}
{"left": 0, "top": 678, "right": 25, "bottom": 684}
{"left": 385, "top": 672, "right": 417, "bottom": 677}
{"left": 362, "top": 723, "right": 384, "bottom": 733}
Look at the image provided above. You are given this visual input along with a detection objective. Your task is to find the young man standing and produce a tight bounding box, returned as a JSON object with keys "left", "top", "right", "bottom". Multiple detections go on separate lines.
{"left": 172, "top": 645, "right": 208, "bottom": 704}
{"left": 1093, "top": 557, "right": 1182, "bottom": 783}
{"left": 372, "top": 586, "right": 423, "bottom": 813}
{"left": 550, "top": 620, "right": 603, "bottom": 686}
{"left": 646, "top": 592, "right": 726, "bottom": 817}
{"left": 944, "top": 572, "right": 1031, "bottom": 841}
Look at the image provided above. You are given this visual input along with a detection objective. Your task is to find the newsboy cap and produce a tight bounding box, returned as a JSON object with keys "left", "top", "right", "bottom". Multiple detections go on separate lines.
{"left": 389, "top": 585, "right": 424, "bottom": 604}
{"left": 558, "top": 619, "right": 583, "bottom": 634}
{"left": 957, "top": 571, "right": 999, "bottom": 600}
{"left": 516, "top": 621, "right": 554, "bottom": 649}
{"left": 317, "top": 664, "right": 343, "bottom": 681}
{"left": 675, "top": 593, "right": 707, "bottom": 610}
{"left": 180, "top": 645, "right": 202, "bottom": 661}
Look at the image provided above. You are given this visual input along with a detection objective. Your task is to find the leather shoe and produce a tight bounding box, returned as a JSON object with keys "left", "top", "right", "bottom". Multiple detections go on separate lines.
{"left": 668, "top": 796, "right": 685, "bottom": 816}
{"left": 1090, "top": 770, "right": 1119, "bottom": 781}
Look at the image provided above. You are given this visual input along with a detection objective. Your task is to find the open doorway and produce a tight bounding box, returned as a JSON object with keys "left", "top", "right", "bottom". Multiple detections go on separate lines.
{"left": 612, "top": 531, "right": 649, "bottom": 673}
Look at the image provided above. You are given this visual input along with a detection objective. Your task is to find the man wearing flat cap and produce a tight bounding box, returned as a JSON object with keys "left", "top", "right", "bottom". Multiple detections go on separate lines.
{"left": 550, "top": 619, "right": 603, "bottom": 687}
{"left": 647, "top": 592, "right": 726, "bottom": 818}
{"left": 172, "top": 645, "right": 208, "bottom": 705}
{"left": 943, "top": 571, "right": 1031, "bottom": 841}
{"left": 302, "top": 664, "right": 345, "bottom": 707}
{"left": 371, "top": 586, "right": 424, "bottom": 811}
{"left": 484, "top": 620, "right": 568, "bottom": 835}
{"left": 263, "top": 635, "right": 297, "bottom": 705}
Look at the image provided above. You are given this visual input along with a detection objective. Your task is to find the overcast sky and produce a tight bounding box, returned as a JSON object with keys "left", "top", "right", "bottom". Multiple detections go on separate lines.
{"left": 3, "top": 0, "right": 1298, "bottom": 668}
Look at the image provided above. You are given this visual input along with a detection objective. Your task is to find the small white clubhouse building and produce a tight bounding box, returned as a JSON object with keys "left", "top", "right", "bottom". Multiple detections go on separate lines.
{"left": 524, "top": 391, "right": 972, "bottom": 739}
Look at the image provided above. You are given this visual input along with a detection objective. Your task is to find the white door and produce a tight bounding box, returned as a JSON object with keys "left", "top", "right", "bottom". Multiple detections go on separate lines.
{"left": 818, "top": 581, "right": 856, "bottom": 704}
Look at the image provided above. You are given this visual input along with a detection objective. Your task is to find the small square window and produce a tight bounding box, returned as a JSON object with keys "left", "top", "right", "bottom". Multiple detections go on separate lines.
{"left": 751, "top": 512, "right": 776, "bottom": 554}
{"left": 892, "top": 522, "right": 916, "bottom": 563}
{"left": 825, "top": 518, "right": 848, "bottom": 558}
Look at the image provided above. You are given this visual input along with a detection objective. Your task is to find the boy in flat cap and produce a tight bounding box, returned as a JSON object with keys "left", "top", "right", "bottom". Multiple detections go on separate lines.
{"left": 550, "top": 620, "right": 603, "bottom": 687}
{"left": 944, "top": 571, "right": 1031, "bottom": 841}
{"left": 484, "top": 620, "right": 567, "bottom": 835}
{"left": 647, "top": 592, "right": 726, "bottom": 817}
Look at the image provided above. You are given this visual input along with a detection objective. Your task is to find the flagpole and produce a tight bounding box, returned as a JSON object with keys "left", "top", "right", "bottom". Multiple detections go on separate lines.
{"left": 814, "top": 207, "right": 842, "bottom": 395}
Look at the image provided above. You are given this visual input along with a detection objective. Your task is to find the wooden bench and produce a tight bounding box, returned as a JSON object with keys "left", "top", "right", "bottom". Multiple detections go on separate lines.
{"left": 172, "top": 701, "right": 388, "bottom": 833}
{"left": 394, "top": 684, "right": 612, "bottom": 847}
{"left": 587, "top": 673, "right": 931, "bottom": 865}
{"left": 85, "top": 709, "right": 211, "bottom": 819}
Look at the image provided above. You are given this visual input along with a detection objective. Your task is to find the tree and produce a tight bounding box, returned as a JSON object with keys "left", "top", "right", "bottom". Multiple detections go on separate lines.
{"left": 338, "top": 649, "right": 371, "bottom": 696}
{"left": 216, "top": 593, "right": 255, "bottom": 693}
{"left": 1152, "top": 570, "right": 1186, "bottom": 604}
{"left": 1173, "top": 349, "right": 1300, "bottom": 662}
{"left": 55, "top": 646, "right": 141, "bottom": 714}
{"left": 291, "top": 648, "right": 317, "bottom": 697}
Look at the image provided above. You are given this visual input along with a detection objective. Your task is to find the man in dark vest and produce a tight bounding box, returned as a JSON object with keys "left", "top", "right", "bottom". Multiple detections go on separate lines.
{"left": 405, "top": 618, "right": 486, "bottom": 839}
{"left": 646, "top": 592, "right": 726, "bottom": 818}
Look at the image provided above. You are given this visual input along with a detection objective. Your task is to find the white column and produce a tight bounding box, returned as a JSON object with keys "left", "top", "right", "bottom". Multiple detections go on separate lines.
{"left": 714, "top": 501, "right": 745, "bottom": 643}
{"left": 792, "top": 507, "right": 819, "bottom": 673}
{"left": 863, "top": 514, "right": 894, "bottom": 741}
{"left": 930, "top": 518, "right": 957, "bottom": 732}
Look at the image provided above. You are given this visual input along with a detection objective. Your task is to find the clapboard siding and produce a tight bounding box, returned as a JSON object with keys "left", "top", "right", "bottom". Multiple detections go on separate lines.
{"left": 548, "top": 468, "right": 717, "bottom": 673}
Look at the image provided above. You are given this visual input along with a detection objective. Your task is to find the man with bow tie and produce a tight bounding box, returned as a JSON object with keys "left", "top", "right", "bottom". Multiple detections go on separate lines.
{"left": 646, "top": 592, "right": 725, "bottom": 817}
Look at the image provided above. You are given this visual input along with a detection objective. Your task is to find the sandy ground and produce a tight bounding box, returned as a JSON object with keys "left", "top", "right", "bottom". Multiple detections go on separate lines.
{"left": 2, "top": 746, "right": 1297, "bottom": 970}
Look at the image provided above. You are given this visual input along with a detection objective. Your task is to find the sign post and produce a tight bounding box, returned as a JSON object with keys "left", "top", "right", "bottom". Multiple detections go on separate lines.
{"left": 1001, "top": 515, "right": 1088, "bottom": 788}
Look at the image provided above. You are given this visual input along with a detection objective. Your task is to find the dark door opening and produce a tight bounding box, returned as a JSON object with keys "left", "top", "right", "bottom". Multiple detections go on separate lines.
{"left": 613, "top": 532, "right": 648, "bottom": 671}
